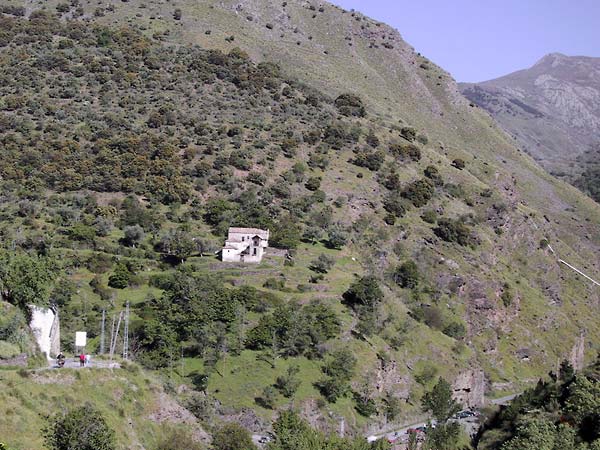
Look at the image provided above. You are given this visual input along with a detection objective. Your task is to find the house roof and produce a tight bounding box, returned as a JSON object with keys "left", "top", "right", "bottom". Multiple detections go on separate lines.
{"left": 228, "top": 227, "right": 269, "bottom": 239}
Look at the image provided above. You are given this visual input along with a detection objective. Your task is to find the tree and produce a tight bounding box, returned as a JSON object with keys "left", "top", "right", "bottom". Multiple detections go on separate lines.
{"left": 0, "top": 252, "right": 56, "bottom": 308}
{"left": 121, "top": 225, "right": 144, "bottom": 248}
{"left": 343, "top": 276, "right": 384, "bottom": 310}
{"left": 421, "top": 377, "right": 461, "bottom": 422}
{"left": 309, "top": 254, "right": 335, "bottom": 274}
{"left": 155, "top": 229, "right": 196, "bottom": 263}
{"left": 107, "top": 263, "right": 130, "bottom": 289}
{"left": 318, "top": 348, "right": 356, "bottom": 402}
{"left": 275, "top": 365, "right": 301, "bottom": 398}
{"left": 500, "top": 418, "right": 557, "bottom": 450}
{"left": 326, "top": 225, "right": 348, "bottom": 250}
{"left": 44, "top": 404, "right": 115, "bottom": 450}
{"left": 212, "top": 422, "right": 257, "bottom": 450}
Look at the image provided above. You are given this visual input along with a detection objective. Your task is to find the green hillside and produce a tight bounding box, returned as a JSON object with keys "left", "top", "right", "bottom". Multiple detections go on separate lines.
{"left": 0, "top": 1, "right": 599, "bottom": 448}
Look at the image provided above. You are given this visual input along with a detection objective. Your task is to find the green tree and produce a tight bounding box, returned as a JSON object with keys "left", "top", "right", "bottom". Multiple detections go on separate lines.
{"left": 421, "top": 377, "right": 461, "bottom": 422}
{"left": 212, "top": 422, "right": 257, "bottom": 450}
{"left": 155, "top": 229, "right": 196, "bottom": 263}
{"left": 0, "top": 252, "right": 56, "bottom": 308}
{"left": 44, "top": 404, "right": 115, "bottom": 450}
{"left": 318, "top": 348, "right": 356, "bottom": 402}
{"left": 343, "top": 276, "right": 384, "bottom": 310}
{"left": 275, "top": 365, "right": 301, "bottom": 398}
{"left": 501, "top": 418, "right": 556, "bottom": 450}
{"left": 107, "top": 263, "right": 130, "bottom": 289}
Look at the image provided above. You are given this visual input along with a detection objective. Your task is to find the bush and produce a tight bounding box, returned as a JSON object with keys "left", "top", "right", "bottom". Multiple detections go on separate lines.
{"left": 434, "top": 218, "right": 477, "bottom": 247}
{"left": 212, "top": 422, "right": 257, "bottom": 450}
{"left": 155, "top": 429, "right": 203, "bottom": 450}
{"left": 401, "top": 178, "right": 435, "bottom": 207}
{"left": 390, "top": 142, "right": 421, "bottom": 162}
{"left": 44, "top": 404, "right": 115, "bottom": 450}
{"left": 451, "top": 158, "right": 466, "bottom": 170}
{"left": 424, "top": 165, "right": 443, "bottom": 185}
{"left": 383, "top": 192, "right": 409, "bottom": 218}
{"left": 309, "top": 254, "right": 335, "bottom": 274}
{"left": 334, "top": 93, "right": 366, "bottom": 117}
{"left": 400, "top": 126, "right": 416, "bottom": 142}
{"left": 393, "top": 260, "right": 420, "bottom": 289}
{"left": 305, "top": 176, "right": 321, "bottom": 191}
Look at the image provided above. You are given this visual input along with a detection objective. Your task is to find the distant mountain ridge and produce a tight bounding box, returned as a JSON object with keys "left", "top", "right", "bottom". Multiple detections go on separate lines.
{"left": 460, "top": 53, "right": 600, "bottom": 201}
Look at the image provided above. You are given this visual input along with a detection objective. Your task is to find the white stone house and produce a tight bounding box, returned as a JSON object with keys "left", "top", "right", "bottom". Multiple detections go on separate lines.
{"left": 222, "top": 227, "right": 269, "bottom": 263}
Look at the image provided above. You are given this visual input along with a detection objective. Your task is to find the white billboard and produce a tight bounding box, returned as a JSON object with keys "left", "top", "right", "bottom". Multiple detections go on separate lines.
{"left": 75, "top": 332, "right": 87, "bottom": 347}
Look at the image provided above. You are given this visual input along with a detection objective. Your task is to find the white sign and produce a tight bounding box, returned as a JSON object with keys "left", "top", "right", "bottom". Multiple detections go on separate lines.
{"left": 75, "top": 332, "right": 87, "bottom": 347}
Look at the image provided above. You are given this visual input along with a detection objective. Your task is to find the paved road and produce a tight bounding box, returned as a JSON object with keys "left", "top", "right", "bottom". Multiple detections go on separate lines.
{"left": 490, "top": 393, "right": 521, "bottom": 405}
{"left": 50, "top": 357, "right": 121, "bottom": 369}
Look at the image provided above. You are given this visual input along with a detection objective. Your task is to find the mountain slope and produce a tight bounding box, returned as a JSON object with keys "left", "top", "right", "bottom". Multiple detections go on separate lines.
{"left": 460, "top": 53, "right": 600, "bottom": 201}
{"left": 0, "top": 0, "right": 599, "bottom": 442}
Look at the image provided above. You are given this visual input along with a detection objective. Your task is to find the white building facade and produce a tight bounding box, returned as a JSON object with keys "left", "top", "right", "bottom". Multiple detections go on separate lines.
{"left": 222, "top": 227, "right": 269, "bottom": 263}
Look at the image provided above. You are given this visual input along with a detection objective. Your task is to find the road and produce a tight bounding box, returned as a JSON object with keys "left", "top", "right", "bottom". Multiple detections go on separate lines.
{"left": 490, "top": 392, "right": 521, "bottom": 405}
{"left": 49, "top": 357, "right": 121, "bottom": 369}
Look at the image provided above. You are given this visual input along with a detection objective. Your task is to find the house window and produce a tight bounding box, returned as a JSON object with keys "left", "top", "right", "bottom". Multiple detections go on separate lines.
{"left": 242, "top": 237, "right": 245, "bottom": 241}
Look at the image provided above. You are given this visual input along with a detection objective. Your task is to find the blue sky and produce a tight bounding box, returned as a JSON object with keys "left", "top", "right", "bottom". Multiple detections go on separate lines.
{"left": 330, "top": 0, "right": 600, "bottom": 82}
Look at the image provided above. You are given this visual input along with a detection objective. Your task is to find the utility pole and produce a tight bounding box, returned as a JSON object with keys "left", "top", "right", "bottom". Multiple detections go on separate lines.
{"left": 108, "top": 314, "right": 116, "bottom": 359}
{"left": 123, "top": 302, "right": 130, "bottom": 360}
{"left": 100, "top": 309, "right": 106, "bottom": 355}
{"left": 109, "top": 312, "right": 123, "bottom": 361}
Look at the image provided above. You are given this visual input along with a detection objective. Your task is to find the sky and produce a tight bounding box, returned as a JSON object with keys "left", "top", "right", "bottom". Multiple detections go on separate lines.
{"left": 330, "top": 0, "right": 600, "bottom": 82}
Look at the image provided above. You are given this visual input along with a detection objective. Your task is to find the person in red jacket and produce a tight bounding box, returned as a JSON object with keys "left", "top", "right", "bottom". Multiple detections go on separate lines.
{"left": 79, "top": 353, "right": 85, "bottom": 367}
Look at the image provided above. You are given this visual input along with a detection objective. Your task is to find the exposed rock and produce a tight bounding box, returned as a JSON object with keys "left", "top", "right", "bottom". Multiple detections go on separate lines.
{"left": 569, "top": 333, "right": 585, "bottom": 370}
{"left": 453, "top": 369, "right": 485, "bottom": 408}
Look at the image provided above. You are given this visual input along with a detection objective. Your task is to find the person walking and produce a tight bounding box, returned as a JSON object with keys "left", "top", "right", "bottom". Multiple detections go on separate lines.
{"left": 85, "top": 354, "right": 91, "bottom": 367}
{"left": 79, "top": 352, "right": 85, "bottom": 367}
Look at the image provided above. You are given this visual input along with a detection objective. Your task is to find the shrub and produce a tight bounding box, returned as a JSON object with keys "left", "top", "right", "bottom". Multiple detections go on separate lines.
{"left": 44, "top": 404, "right": 115, "bottom": 450}
{"left": 275, "top": 365, "right": 301, "bottom": 398}
{"left": 352, "top": 149, "right": 385, "bottom": 171}
{"left": 326, "top": 225, "right": 348, "bottom": 249}
{"left": 401, "top": 178, "right": 435, "bottom": 207}
{"left": 451, "top": 158, "right": 466, "bottom": 170}
{"left": 443, "top": 322, "right": 466, "bottom": 339}
{"left": 309, "top": 254, "right": 335, "bottom": 273}
{"left": 305, "top": 176, "right": 321, "bottom": 191}
{"left": 212, "top": 423, "right": 257, "bottom": 450}
{"left": 434, "top": 218, "right": 477, "bottom": 247}
{"left": 390, "top": 142, "right": 421, "bottom": 161}
{"left": 393, "top": 260, "right": 420, "bottom": 289}
{"left": 424, "top": 165, "right": 443, "bottom": 185}
{"left": 383, "top": 192, "right": 409, "bottom": 218}
{"left": 334, "top": 93, "right": 366, "bottom": 117}
{"left": 155, "top": 429, "right": 203, "bottom": 450}
{"left": 421, "top": 209, "right": 438, "bottom": 224}
{"left": 400, "top": 126, "right": 416, "bottom": 142}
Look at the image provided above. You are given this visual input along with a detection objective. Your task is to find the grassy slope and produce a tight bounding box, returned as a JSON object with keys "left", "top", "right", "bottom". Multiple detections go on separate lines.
{"left": 0, "top": 0, "right": 599, "bottom": 436}
{"left": 0, "top": 366, "right": 207, "bottom": 450}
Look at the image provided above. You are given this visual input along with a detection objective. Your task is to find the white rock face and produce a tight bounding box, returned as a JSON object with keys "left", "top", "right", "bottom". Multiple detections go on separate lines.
{"left": 29, "top": 305, "right": 60, "bottom": 359}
